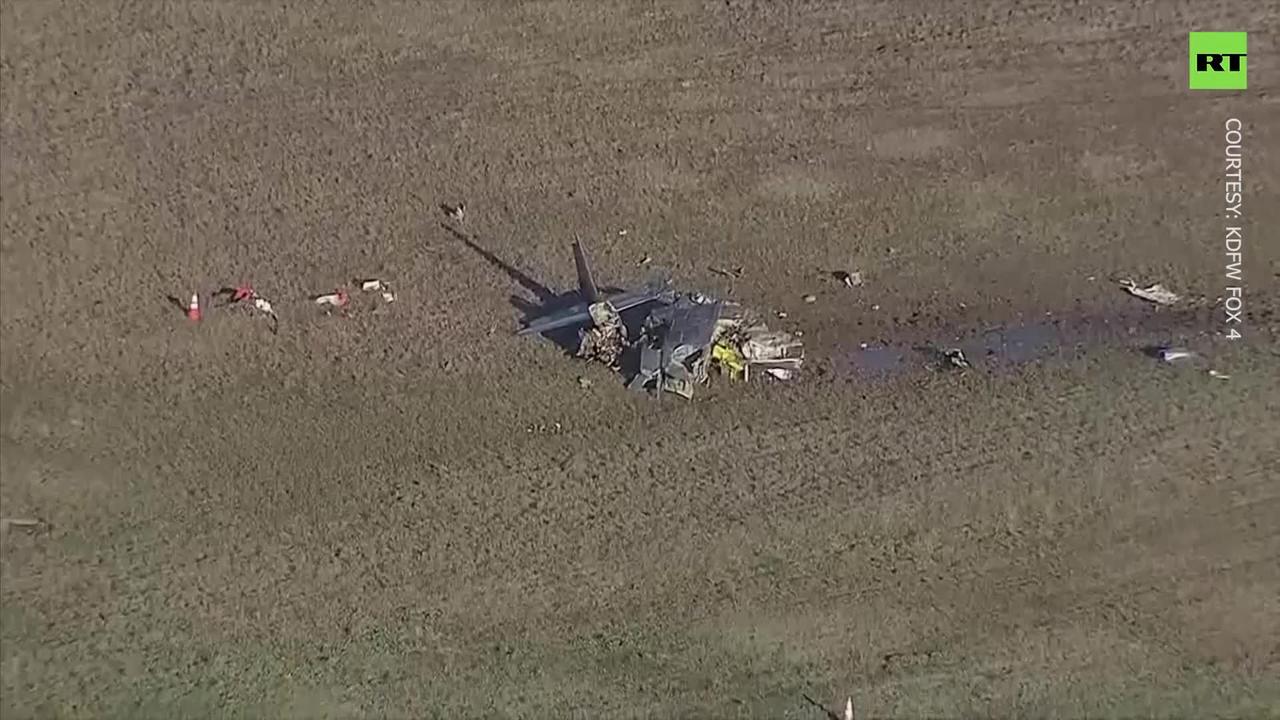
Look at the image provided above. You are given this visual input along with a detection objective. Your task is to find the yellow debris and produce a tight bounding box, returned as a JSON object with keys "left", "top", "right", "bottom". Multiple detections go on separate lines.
{"left": 712, "top": 342, "right": 746, "bottom": 380}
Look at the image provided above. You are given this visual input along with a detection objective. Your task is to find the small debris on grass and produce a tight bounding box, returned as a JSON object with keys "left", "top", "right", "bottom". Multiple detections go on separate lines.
{"left": 441, "top": 203, "right": 465, "bottom": 222}
{"left": 803, "top": 294, "right": 817, "bottom": 304}
{"left": 213, "top": 285, "right": 277, "bottom": 333}
{"left": 313, "top": 289, "right": 350, "bottom": 311}
{"left": 943, "top": 348, "right": 971, "bottom": 370}
{"left": 1, "top": 517, "right": 47, "bottom": 533}
{"left": 637, "top": 255, "right": 652, "bottom": 266}
{"left": 1209, "top": 369, "right": 1230, "bottom": 380}
{"left": 833, "top": 270, "right": 864, "bottom": 288}
{"left": 577, "top": 376, "right": 592, "bottom": 388}
{"left": 710, "top": 265, "right": 744, "bottom": 279}
{"left": 1158, "top": 347, "right": 1195, "bottom": 363}
{"left": 358, "top": 278, "right": 396, "bottom": 303}
{"left": 252, "top": 296, "right": 279, "bottom": 333}
{"left": 1119, "top": 278, "right": 1180, "bottom": 306}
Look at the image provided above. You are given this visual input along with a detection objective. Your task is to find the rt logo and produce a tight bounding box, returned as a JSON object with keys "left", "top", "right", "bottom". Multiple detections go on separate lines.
{"left": 1189, "top": 32, "right": 1247, "bottom": 90}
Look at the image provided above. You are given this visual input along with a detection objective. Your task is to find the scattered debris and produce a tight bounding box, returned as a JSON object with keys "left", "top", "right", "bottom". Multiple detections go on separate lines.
{"left": 833, "top": 270, "right": 864, "bottom": 288}
{"left": 313, "top": 289, "right": 350, "bottom": 312}
{"left": 215, "top": 285, "right": 278, "bottom": 333}
{"left": 1, "top": 517, "right": 48, "bottom": 534}
{"left": 943, "top": 348, "right": 972, "bottom": 370}
{"left": 577, "top": 301, "right": 627, "bottom": 369}
{"left": 441, "top": 202, "right": 465, "bottom": 223}
{"left": 1120, "top": 278, "right": 1180, "bottom": 306}
{"left": 359, "top": 278, "right": 396, "bottom": 303}
{"left": 577, "top": 376, "right": 592, "bottom": 388}
{"left": 638, "top": 255, "right": 652, "bottom": 266}
{"left": 1209, "top": 369, "right": 1231, "bottom": 380}
{"left": 253, "top": 296, "right": 279, "bottom": 333}
{"left": 517, "top": 240, "right": 804, "bottom": 399}
{"left": 709, "top": 265, "right": 744, "bottom": 279}
{"left": 803, "top": 294, "right": 817, "bottom": 303}
{"left": 213, "top": 285, "right": 256, "bottom": 306}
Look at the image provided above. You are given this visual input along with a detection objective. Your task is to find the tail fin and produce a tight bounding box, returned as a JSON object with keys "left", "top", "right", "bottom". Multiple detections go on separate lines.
{"left": 573, "top": 236, "right": 600, "bottom": 303}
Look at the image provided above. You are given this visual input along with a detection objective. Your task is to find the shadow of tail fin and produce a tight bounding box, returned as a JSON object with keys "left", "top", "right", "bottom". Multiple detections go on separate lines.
{"left": 573, "top": 237, "right": 600, "bottom": 303}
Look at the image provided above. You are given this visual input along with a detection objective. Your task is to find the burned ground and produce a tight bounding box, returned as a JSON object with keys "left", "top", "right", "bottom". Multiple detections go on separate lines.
{"left": 2, "top": 1, "right": 1279, "bottom": 717}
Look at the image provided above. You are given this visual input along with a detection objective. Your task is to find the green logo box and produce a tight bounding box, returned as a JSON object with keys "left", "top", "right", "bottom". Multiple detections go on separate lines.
{"left": 1190, "top": 32, "right": 1247, "bottom": 90}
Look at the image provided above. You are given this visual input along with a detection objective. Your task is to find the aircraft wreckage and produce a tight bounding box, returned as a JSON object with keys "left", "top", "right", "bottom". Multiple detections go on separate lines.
{"left": 517, "top": 240, "right": 804, "bottom": 398}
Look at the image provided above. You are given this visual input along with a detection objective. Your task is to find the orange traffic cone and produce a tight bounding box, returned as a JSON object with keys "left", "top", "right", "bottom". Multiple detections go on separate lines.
{"left": 186, "top": 293, "right": 201, "bottom": 321}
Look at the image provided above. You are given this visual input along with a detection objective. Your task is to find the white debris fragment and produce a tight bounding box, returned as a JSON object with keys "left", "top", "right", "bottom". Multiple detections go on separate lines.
{"left": 358, "top": 279, "right": 396, "bottom": 303}
{"left": 1208, "top": 369, "right": 1230, "bottom": 380}
{"left": 1120, "top": 279, "right": 1180, "bottom": 306}
{"left": 844, "top": 697, "right": 854, "bottom": 720}
{"left": 765, "top": 368, "right": 794, "bottom": 381}
{"left": 253, "top": 296, "right": 275, "bottom": 317}
{"left": 943, "top": 348, "right": 971, "bottom": 370}
{"left": 803, "top": 294, "right": 817, "bottom": 303}
{"left": 314, "top": 291, "right": 349, "bottom": 308}
{"left": 836, "top": 270, "right": 864, "bottom": 288}
{"left": 1157, "top": 347, "right": 1195, "bottom": 362}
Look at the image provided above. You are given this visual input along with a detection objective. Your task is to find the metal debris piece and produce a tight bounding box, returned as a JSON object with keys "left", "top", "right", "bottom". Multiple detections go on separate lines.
{"left": 803, "top": 294, "right": 817, "bottom": 303}
{"left": 710, "top": 266, "right": 744, "bottom": 279}
{"left": 252, "top": 296, "right": 279, "bottom": 334}
{"left": 313, "top": 289, "right": 350, "bottom": 310}
{"left": 834, "top": 270, "right": 864, "bottom": 288}
{"left": 442, "top": 203, "right": 465, "bottom": 222}
{"left": 943, "top": 348, "right": 971, "bottom": 370}
{"left": 577, "top": 376, "right": 592, "bottom": 388}
{"left": 1157, "top": 347, "right": 1195, "bottom": 362}
{"left": 1, "top": 517, "right": 47, "bottom": 533}
{"left": 359, "top": 279, "right": 396, "bottom": 303}
{"left": 1120, "top": 279, "right": 1179, "bottom": 306}
{"left": 1208, "top": 369, "right": 1230, "bottom": 380}
{"left": 638, "top": 255, "right": 652, "bottom": 266}
{"left": 629, "top": 294, "right": 724, "bottom": 398}
{"left": 765, "top": 368, "right": 794, "bottom": 381}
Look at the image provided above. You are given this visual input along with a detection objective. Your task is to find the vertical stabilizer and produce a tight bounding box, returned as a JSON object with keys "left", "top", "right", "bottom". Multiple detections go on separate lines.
{"left": 573, "top": 237, "right": 600, "bottom": 303}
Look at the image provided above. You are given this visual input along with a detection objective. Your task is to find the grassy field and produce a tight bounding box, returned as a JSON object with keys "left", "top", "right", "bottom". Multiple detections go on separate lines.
{"left": 3, "top": 1, "right": 1278, "bottom": 717}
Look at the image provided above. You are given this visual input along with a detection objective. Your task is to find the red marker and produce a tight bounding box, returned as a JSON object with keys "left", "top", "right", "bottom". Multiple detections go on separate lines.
{"left": 186, "top": 293, "right": 201, "bottom": 321}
